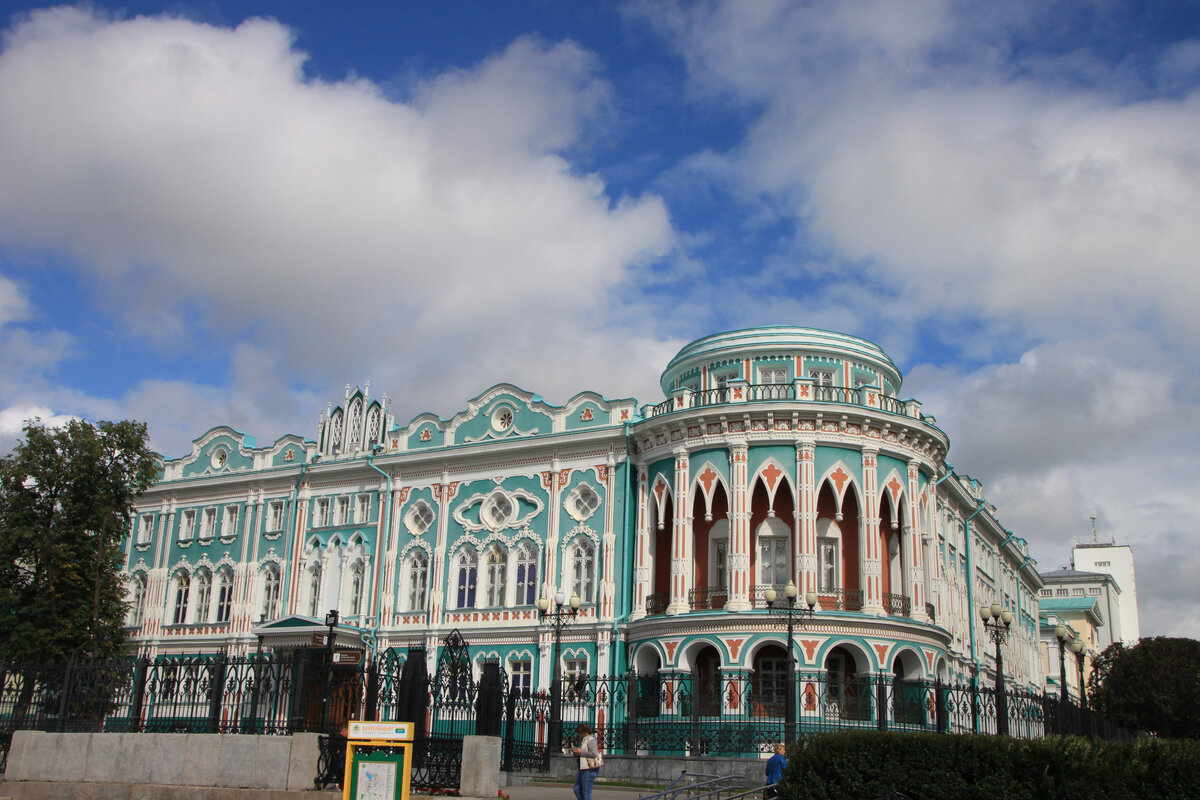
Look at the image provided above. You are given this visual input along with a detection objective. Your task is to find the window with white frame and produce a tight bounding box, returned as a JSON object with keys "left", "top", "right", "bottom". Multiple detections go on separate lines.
{"left": 709, "top": 519, "right": 730, "bottom": 591}
{"left": 137, "top": 515, "right": 154, "bottom": 545}
{"left": 757, "top": 517, "right": 790, "bottom": 587}
{"left": 354, "top": 494, "right": 370, "bottom": 524}
{"left": 306, "top": 563, "right": 323, "bottom": 617}
{"left": 347, "top": 561, "right": 364, "bottom": 617}
{"left": 759, "top": 366, "right": 788, "bottom": 384}
{"left": 194, "top": 569, "right": 212, "bottom": 623}
{"left": 563, "top": 657, "right": 588, "bottom": 700}
{"left": 509, "top": 658, "right": 532, "bottom": 697}
{"left": 215, "top": 568, "right": 234, "bottom": 623}
{"left": 222, "top": 506, "right": 239, "bottom": 538}
{"left": 180, "top": 510, "right": 196, "bottom": 542}
{"left": 456, "top": 547, "right": 478, "bottom": 608}
{"left": 199, "top": 508, "right": 216, "bottom": 540}
{"left": 268, "top": 501, "right": 285, "bottom": 531}
{"left": 566, "top": 484, "right": 600, "bottom": 521}
{"left": 818, "top": 538, "right": 838, "bottom": 592}
{"left": 129, "top": 574, "right": 148, "bottom": 627}
{"left": 406, "top": 551, "right": 429, "bottom": 611}
{"left": 336, "top": 497, "right": 350, "bottom": 525}
{"left": 515, "top": 543, "right": 538, "bottom": 605}
{"left": 810, "top": 369, "right": 835, "bottom": 400}
{"left": 570, "top": 539, "right": 595, "bottom": 602}
{"left": 406, "top": 500, "right": 435, "bottom": 535}
{"left": 314, "top": 499, "right": 330, "bottom": 527}
{"left": 482, "top": 492, "right": 516, "bottom": 529}
{"left": 172, "top": 572, "right": 190, "bottom": 625}
{"left": 261, "top": 564, "right": 281, "bottom": 620}
{"left": 484, "top": 544, "right": 508, "bottom": 607}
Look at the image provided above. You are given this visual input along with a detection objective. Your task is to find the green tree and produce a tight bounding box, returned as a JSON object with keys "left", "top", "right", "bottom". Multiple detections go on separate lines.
{"left": 1089, "top": 636, "right": 1200, "bottom": 738}
{"left": 0, "top": 418, "right": 159, "bottom": 662}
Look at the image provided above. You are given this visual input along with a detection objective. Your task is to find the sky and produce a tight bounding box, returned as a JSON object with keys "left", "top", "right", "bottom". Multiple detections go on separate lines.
{"left": 0, "top": 0, "right": 1197, "bottom": 639}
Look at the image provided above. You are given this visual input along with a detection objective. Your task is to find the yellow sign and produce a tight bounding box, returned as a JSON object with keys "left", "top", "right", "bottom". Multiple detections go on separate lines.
{"left": 348, "top": 720, "right": 413, "bottom": 741}
{"left": 343, "top": 720, "right": 414, "bottom": 800}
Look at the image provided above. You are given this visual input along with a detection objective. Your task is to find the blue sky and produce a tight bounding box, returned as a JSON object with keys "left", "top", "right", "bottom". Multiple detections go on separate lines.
{"left": 1, "top": 0, "right": 1198, "bottom": 637}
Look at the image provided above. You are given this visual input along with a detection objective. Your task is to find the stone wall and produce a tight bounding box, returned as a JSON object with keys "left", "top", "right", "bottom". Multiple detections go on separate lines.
{"left": 5, "top": 730, "right": 322, "bottom": 792}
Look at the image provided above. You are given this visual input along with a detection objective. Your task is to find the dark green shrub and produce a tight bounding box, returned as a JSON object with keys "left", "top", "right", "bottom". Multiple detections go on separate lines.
{"left": 779, "top": 732, "right": 1200, "bottom": 800}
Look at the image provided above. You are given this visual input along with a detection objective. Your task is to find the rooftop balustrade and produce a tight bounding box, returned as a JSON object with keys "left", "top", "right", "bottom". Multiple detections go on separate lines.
{"left": 643, "top": 382, "right": 916, "bottom": 420}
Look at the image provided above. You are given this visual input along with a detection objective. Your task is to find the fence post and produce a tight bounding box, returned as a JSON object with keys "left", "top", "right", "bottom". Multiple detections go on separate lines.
{"left": 935, "top": 681, "right": 946, "bottom": 733}
{"left": 364, "top": 657, "right": 379, "bottom": 722}
{"left": 625, "top": 671, "right": 638, "bottom": 755}
{"left": 129, "top": 656, "right": 149, "bottom": 732}
{"left": 57, "top": 659, "right": 75, "bottom": 731}
{"left": 502, "top": 688, "right": 516, "bottom": 772}
{"left": 876, "top": 676, "right": 888, "bottom": 732}
{"left": 206, "top": 653, "right": 227, "bottom": 733}
{"left": 475, "top": 660, "right": 502, "bottom": 736}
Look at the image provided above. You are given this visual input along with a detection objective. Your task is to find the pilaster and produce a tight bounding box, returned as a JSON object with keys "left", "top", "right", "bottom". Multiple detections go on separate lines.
{"left": 861, "top": 448, "right": 884, "bottom": 614}
{"left": 726, "top": 441, "right": 752, "bottom": 611}
{"left": 667, "top": 448, "right": 691, "bottom": 615}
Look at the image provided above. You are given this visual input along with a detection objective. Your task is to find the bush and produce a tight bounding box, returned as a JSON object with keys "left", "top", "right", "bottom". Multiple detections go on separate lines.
{"left": 779, "top": 731, "right": 1200, "bottom": 800}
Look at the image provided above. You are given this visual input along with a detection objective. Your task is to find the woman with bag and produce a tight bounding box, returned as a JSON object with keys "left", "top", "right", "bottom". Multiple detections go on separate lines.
{"left": 571, "top": 723, "right": 602, "bottom": 800}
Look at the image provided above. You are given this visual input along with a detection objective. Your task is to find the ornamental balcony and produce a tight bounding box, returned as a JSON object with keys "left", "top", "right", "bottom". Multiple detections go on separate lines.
{"left": 644, "top": 585, "right": 919, "bottom": 619}
{"left": 642, "top": 381, "right": 922, "bottom": 420}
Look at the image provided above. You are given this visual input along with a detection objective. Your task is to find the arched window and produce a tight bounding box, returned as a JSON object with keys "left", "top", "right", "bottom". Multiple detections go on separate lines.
{"left": 817, "top": 518, "right": 840, "bottom": 592}
{"left": 348, "top": 561, "right": 364, "bottom": 617}
{"left": 172, "top": 572, "right": 190, "bottom": 625}
{"left": 484, "top": 544, "right": 508, "bottom": 607}
{"left": 306, "top": 562, "right": 323, "bottom": 617}
{"left": 261, "top": 564, "right": 281, "bottom": 621}
{"left": 193, "top": 569, "right": 212, "bottom": 624}
{"left": 215, "top": 568, "right": 234, "bottom": 623}
{"left": 456, "top": 547, "right": 478, "bottom": 609}
{"left": 569, "top": 539, "right": 595, "bottom": 603}
{"left": 406, "top": 551, "right": 429, "bottom": 611}
{"left": 515, "top": 543, "right": 537, "bottom": 605}
{"left": 129, "top": 574, "right": 148, "bottom": 627}
{"left": 757, "top": 517, "right": 790, "bottom": 587}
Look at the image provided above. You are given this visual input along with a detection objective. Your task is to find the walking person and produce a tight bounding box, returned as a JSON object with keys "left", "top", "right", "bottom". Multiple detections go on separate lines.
{"left": 765, "top": 743, "right": 787, "bottom": 799}
{"left": 572, "top": 723, "right": 602, "bottom": 800}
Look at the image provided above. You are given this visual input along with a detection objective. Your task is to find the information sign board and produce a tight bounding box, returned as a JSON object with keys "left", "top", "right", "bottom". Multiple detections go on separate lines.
{"left": 342, "top": 720, "right": 414, "bottom": 800}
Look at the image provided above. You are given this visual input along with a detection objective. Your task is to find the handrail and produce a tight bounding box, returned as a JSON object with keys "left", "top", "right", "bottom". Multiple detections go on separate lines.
{"left": 645, "top": 383, "right": 910, "bottom": 420}
{"left": 638, "top": 773, "right": 730, "bottom": 800}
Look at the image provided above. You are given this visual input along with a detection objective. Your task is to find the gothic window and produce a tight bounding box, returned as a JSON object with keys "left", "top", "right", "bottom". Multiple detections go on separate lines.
{"left": 268, "top": 501, "right": 284, "bottom": 531}
{"left": 129, "top": 574, "right": 148, "bottom": 627}
{"left": 456, "top": 547, "right": 478, "bottom": 609}
{"left": 330, "top": 411, "right": 343, "bottom": 451}
{"left": 485, "top": 544, "right": 508, "bottom": 607}
{"left": 347, "top": 561, "right": 365, "bottom": 617}
{"left": 172, "top": 572, "right": 190, "bottom": 625}
{"left": 406, "top": 500, "right": 435, "bottom": 535}
{"left": 819, "top": 538, "right": 839, "bottom": 592}
{"left": 137, "top": 515, "right": 154, "bottom": 545}
{"left": 482, "top": 492, "right": 516, "bottom": 529}
{"left": 509, "top": 658, "right": 532, "bottom": 697}
{"left": 354, "top": 494, "right": 370, "bottom": 524}
{"left": 367, "top": 405, "right": 382, "bottom": 446}
{"left": 406, "top": 551, "right": 429, "bottom": 611}
{"left": 180, "top": 510, "right": 196, "bottom": 542}
{"left": 515, "top": 543, "right": 538, "bottom": 605}
{"left": 306, "top": 563, "right": 323, "bottom": 617}
{"left": 347, "top": 400, "right": 363, "bottom": 449}
{"left": 570, "top": 539, "right": 595, "bottom": 603}
{"left": 215, "top": 568, "right": 234, "bottom": 623}
{"left": 336, "top": 497, "right": 350, "bottom": 526}
{"left": 566, "top": 484, "right": 601, "bottom": 521}
{"left": 261, "top": 564, "right": 281, "bottom": 621}
{"left": 563, "top": 657, "right": 588, "bottom": 700}
{"left": 757, "top": 518, "right": 790, "bottom": 587}
{"left": 194, "top": 569, "right": 212, "bottom": 624}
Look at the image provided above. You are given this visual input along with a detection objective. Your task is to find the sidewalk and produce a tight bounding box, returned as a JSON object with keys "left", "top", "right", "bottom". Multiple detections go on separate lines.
{"left": 495, "top": 781, "right": 652, "bottom": 800}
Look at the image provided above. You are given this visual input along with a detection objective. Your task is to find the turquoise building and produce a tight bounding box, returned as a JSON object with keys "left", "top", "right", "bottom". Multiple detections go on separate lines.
{"left": 122, "top": 327, "right": 1044, "bottom": 706}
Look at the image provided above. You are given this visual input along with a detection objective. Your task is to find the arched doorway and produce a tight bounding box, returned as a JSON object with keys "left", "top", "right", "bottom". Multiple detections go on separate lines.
{"left": 691, "top": 645, "right": 722, "bottom": 716}
{"left": 824, "top": 646, "right": 869, "bottom": 721}
{"left": 752, "top": 644, "right": 788, "bottom": 718}
{"left": 891, "top": 651, "right": 926, "bottom": 725}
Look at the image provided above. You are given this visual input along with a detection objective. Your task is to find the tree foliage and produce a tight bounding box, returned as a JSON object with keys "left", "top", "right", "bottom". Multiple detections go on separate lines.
{"left": 1088, "top": 636, "right": 1200, "bottom": 739}
{"left": 0, "top": 418, "right": 159, "bottom": 662}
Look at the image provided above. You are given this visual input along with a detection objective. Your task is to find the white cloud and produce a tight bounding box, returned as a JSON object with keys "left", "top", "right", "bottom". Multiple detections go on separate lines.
{"left": 0, "top": 7, "right": 676, "bottom": 437}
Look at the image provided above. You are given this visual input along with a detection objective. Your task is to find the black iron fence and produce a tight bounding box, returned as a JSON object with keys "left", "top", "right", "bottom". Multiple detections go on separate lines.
{"left": 0, "top": 650, "right": 1131, "bottom": 782}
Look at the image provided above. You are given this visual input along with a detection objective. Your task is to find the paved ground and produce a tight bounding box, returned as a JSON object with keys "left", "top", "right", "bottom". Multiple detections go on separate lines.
{"left": 500, "top": 781, "right": 657, "bottom": 800}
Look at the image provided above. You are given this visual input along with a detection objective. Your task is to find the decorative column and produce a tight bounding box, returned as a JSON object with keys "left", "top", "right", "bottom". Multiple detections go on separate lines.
{"left": 630, "top": 465, "right": 651, "bottom": 621}
{"left": 726, "top": 442, "right": 752, "bottom": 611}
{"left": 541, "top": 461, "right": 568, "bottom": 596}
{"left": 795, "top": 441, "right": 818, "bottom": 598}
{"left": 906, "top": 460, "right": 929, "bottom": 621}
{"left": 666, "top": 447, "right": 691, "bottom": 615}
{"left": 599, "top": 457, "right": 617, "bottom": 622}
{"left": 860, "top": 448, "right": 884, "bottom": 614}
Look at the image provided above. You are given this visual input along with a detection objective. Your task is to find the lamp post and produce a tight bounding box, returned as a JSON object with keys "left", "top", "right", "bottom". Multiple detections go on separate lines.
{"left": 1054, "top": 624, "right": 1072, "bottom": 703}
{"left": 1070, "top": 638, "right": 1086, "bottom": 706}
{"left": 979, "top": 603, "right": 1013, "bottom": 736}
{"left": 764, "top": 581, "right": 817, "bottom": 743}
{"left": 323, "top": 609, "right": 339, "bottom": 733}
{"left": 538, "top": 589, "right": 580, "bottom": 767}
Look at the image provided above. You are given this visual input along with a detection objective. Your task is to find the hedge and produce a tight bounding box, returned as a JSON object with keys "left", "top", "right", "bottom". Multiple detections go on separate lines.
{"left": 779, "top": 731, "right": 1200, "bottom": 800}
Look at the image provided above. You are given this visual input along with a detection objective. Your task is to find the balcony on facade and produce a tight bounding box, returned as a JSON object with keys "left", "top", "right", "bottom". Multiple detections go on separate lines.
{"left": 642, "top": 380, "right": 922, "bottom": 421}
{"left": 643, "top": 585, "right": 929, "bottom": 620}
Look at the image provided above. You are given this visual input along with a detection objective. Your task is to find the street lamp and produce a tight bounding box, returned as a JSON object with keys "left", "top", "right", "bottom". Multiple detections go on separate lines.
{"left": 979, "top": 603, "right": 1013, "bottom": 736}
{"left": 538, "top": 589, "right": 580, "bottom": 767}
{"left": 764, "top": 581, "right": 817, "bottom": 743}
{"left": 1054, "top": 624, "right": 1072, "bottom": 703}
{"left": 1070, "top": 637, "right": 1086, "bottom": 706}
{"left": 323, "top": 609, "right": 339, "bottom": 733}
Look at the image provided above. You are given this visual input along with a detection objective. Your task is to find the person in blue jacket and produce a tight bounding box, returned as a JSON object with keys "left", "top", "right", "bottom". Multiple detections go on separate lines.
{"left": 765, "top": 743, "right": 787, "bottom": 798}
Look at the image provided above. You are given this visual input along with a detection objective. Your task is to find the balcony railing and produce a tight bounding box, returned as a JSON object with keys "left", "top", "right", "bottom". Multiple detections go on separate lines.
{"left": 645, "top": 382, "right": 911, "bottom": 419}
{"left": 647, "top": 587, "right": 916, "bottom": 617}
{"left": 925, "top": 602, "right": 936, "bottom": 623}
{"left": 645, "top": 592, "right": 669, "bottom": 616}
{"left": 883, "top": 592, "right": 912, "bottom": 617}
{"left": 689, "top": 586, "right": 729, "bottom": 611}
{"left": 817, "top": 589, "right": 865, "bottom": 612}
